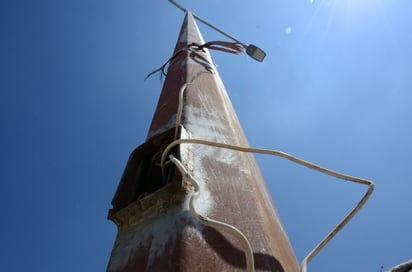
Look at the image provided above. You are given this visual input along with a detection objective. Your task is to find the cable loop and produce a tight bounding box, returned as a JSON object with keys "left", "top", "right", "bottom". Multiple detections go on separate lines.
{"left": 145, "top": 41, "right": 244, "bottom": 81}
{"left": 162, "top": 138, "right": 374, "bottom": 272}
{"left": 155, "top": 51, "right": 374, "bottom": 271}
{"left": 189, "top": 41, "right": 244, "bottom": 54}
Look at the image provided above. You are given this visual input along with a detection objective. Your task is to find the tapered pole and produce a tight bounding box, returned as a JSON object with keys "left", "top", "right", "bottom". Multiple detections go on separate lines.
{"left": 107, "top": 12, "right": 299, "bottom": 271}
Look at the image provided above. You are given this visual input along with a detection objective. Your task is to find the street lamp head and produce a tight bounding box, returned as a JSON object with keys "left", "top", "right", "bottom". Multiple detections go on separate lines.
{"left": 168, "top": 1, "right": 267, "bottom": 62}
{"left": 246, "top": 44, "right": 266, "bottom": 62}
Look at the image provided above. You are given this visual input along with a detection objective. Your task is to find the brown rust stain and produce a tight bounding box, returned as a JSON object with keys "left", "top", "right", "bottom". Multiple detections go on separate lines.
{"left": 108, "top": 12, "right": 299, "bottom": 272}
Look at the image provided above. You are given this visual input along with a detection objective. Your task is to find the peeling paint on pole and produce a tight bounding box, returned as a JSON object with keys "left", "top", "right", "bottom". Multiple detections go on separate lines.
{"left": 107, "top": 12, "right": 299, "bottom": 271}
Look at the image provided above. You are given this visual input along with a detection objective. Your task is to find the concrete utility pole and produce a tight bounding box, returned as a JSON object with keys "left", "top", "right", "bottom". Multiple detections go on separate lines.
{"left": 107, "top": 12, "right": 299, "bottom": 271}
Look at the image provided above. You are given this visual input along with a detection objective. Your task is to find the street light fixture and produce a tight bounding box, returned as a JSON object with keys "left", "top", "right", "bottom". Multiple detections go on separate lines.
{"left": 167, "top": 0, "right": 266, "bottom": 62}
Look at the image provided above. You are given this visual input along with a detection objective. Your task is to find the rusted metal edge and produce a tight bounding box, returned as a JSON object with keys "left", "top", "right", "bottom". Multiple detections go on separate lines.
{"left": 386, "top": 259, "right": 412, "bottom": 272}
{"left": 108, "top": 179, "right": 186, "bottom": 229}
{"left": 108, "top": 126, "right": 194, "bottom": 229}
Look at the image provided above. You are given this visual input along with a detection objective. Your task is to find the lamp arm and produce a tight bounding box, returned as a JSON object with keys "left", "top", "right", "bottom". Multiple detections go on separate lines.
{"left": 167, "top": 0, "right": 245, "bottom": 47}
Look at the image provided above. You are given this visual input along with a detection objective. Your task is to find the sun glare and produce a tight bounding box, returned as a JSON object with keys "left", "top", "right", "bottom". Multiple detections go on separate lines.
{"left": 336, "top": 0, "right": 386, "bottom": 15}
{"left": 298, "top": 0, "right": 391, "bottom": 49}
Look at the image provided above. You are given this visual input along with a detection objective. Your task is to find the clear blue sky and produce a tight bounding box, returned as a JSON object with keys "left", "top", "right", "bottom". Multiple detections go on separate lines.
{"left": 1, "top": 0, "right": 411, "bottom": 271}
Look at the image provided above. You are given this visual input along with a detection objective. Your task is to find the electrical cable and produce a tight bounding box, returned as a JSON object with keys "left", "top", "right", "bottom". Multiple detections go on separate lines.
{"left": 169, "top": 154, "right": 255, "bottom": 272}
{"left": 173, "top": 79, "right": 254, "bottom": 271}
{"left": 158, "top": 47, "right": 374, "bottom": 271}
{"left": 161, "top": 138, "right": 374, "bottom": 272}
{"left": 146, "top": 41, "right": 244, "bottom": 82}
{"left": 168, "top": 1, "right": 245, "bottom": 47}
{"left": 189, "top": 41, "right": 244, "bottom": 54}
{"left": 174, "top": 82, "right": 192, "bottom": 140}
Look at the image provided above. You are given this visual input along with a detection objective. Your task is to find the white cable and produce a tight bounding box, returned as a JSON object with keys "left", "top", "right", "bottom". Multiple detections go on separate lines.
{"left": 171, "top": 80, "right": 256, "bottom": 270}
{"left": 168, "top": 68, "right": 373, "bottom": 272}
{"left": 174, "top": 82, "right": 192, "bottom": 140}
{"left": 161, "top": 138, "right": 374, "bottom": 272}
{"left": 169, "top": 154, "right": 255, "bottom": 272}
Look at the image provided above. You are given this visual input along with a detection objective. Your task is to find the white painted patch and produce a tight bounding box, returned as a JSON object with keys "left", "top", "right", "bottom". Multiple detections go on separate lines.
{"left": 183, "top": 102, "right": 250, "bottom": 172}
{"left": 108, "top": 204, "right": 208, "bottom": 272}
{"left": 180, "top": 125, "right": 214, "bottom": 216}
{"left": 239, "top": 168, "right": 252, "bottom": 176}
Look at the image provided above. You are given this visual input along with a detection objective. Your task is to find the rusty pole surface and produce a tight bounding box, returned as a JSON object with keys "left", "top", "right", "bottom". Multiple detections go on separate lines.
{"left": 386, "top": 259, "right": 412, "bottom": 272}
{"left": 107, "top": 12, "right": 300, "bottom": 272}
